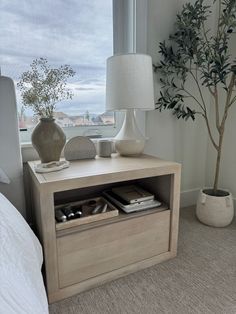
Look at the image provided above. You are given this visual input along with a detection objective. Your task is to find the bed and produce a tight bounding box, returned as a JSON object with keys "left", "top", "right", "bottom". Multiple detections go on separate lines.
{"left": 0, "top": 193, "right": 49, "bottom": 314}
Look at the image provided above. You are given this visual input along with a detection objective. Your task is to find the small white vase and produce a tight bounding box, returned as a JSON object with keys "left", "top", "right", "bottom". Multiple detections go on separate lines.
{"left": 196, "top": 189, "right": 234, "bottom": 227}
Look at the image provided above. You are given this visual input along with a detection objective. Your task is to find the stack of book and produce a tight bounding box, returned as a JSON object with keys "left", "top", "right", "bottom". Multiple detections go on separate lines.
{"left": 103, "top": 185, "right": 161, "bottom": 213}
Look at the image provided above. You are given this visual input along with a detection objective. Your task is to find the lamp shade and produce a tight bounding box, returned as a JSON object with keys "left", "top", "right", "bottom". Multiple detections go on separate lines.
{"left": 106, "top": 53, "right": 155, "bottom": 111}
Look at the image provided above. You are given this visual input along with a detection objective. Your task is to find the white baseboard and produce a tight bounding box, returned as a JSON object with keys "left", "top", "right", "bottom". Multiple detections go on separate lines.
{"left": 180, "top": 188, "right": 200, "bottom": 208}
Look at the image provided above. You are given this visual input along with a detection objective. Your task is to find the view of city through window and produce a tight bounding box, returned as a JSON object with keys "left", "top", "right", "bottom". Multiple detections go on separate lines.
{"left": 0, "top": 0, "right": 114, "bottom": 130}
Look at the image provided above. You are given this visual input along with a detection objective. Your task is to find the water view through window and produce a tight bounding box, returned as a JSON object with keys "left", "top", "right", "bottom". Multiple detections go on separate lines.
{"left": 0, "top": 0, "right": 114, "bottom": 130}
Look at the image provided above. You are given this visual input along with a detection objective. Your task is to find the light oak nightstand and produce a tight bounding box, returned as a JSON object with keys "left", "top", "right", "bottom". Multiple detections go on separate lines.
{"left": 28, "top": 154, "right": 181, "bottom": 303}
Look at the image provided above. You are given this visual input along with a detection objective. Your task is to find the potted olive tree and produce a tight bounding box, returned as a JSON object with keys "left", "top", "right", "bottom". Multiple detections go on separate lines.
{"left": 155, "top": 0, "right": 236, "bottom": 226}
{"left": 18, "top": 58, "right": 75, "bottom": 163}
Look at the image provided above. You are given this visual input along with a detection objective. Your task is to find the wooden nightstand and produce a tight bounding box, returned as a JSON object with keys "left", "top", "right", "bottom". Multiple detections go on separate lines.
{"left": 28, "top": 154, "right": 181, "bottom": 303}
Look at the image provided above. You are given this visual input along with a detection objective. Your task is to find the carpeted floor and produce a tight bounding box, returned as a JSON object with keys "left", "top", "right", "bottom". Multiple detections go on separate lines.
{"left": 49, "top": 206, "right": 236, "bottom": 314}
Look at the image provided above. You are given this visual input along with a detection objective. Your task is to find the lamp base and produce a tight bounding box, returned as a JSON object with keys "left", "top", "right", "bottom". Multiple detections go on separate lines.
{"left": 114, "top": 109, "right": 145, "bottom": 156}
{"left": 115, "top": 139, "right": 145, "bottom": 156}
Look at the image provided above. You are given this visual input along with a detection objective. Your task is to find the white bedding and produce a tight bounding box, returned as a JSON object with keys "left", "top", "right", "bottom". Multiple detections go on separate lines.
{"left": 0, "top": 193, "right": 48, "bottom": 314}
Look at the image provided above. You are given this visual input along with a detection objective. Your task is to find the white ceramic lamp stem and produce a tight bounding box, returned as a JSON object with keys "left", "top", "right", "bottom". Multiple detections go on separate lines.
{"left": 115, "top": 109, "right": 145, "bottom": 155}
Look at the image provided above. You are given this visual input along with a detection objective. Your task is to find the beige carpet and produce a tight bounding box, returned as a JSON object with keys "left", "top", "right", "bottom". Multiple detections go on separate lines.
{"left": 49, "top": 207, "right": 236, "bottom": 314}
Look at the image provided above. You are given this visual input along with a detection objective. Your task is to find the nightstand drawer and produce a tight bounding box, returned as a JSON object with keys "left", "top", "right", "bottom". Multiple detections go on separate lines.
{"left": 57, "top": 209, "right": 170, "bottom": 288}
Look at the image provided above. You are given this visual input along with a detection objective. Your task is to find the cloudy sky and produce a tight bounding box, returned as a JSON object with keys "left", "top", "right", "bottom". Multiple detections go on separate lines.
{"left": 0, "top": 0, "right": 113, "bottom": 115}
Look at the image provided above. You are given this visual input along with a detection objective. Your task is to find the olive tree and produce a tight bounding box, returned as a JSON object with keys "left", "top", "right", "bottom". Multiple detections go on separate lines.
{"left": 155, "top": 0, "right": 236, "bottom": 195}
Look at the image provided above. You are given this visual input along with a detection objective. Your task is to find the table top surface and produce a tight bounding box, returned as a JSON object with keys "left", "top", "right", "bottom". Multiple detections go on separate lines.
{"left": 28, "top": 154, "right": 181, "bottom": 186}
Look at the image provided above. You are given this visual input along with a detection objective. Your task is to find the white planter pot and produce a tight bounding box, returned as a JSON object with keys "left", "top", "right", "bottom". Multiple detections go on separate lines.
{"left": 196, "top": 189, "right": 234, "bottom": 227}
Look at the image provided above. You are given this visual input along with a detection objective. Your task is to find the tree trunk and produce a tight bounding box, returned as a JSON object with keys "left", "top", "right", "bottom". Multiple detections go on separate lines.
{"left": 213, "top": 133, "right": 224, "bottom": 195}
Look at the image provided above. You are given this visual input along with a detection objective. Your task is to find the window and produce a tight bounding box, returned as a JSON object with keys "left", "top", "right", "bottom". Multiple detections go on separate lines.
{"left": 0, "top": 0, "right": 117, "bottom": 142}
{"left": 1, "top": 0, "right": 147, "bottom": 144}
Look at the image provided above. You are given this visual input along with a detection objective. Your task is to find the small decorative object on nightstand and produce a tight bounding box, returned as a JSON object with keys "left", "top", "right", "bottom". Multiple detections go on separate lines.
{"left": 98, "top": 140, "right": 113, "bottom": 157}
{"left": 106, "top": 53, "right": 155, "bottom": 156}
{"left": 35, "top": 160, "right": 70, "bottom": 173}
{"left": 64, "top": 136, "right": 96, "bottom": 161}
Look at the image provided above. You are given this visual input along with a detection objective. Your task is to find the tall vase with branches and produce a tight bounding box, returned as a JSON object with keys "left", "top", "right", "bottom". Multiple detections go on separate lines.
{"left": 155, "top": 0, "right": 236, "bottom": 196}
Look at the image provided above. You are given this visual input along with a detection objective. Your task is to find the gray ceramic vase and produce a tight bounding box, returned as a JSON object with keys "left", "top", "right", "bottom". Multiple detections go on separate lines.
{"left": 32, "top": 118, "right": 66, "bottom": 163}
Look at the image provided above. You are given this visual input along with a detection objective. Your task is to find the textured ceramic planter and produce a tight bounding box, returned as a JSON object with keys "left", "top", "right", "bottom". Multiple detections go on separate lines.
{"left": 32, "top": 118, "right": 66, "bottom": 163}
{"left": 196, "top": 189, "right": 234, "bottom": 227}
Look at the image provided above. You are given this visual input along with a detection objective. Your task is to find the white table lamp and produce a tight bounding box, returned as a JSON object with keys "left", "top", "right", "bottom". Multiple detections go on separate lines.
{"left": 106, "top": 53, "right": 155, "bottom": 156}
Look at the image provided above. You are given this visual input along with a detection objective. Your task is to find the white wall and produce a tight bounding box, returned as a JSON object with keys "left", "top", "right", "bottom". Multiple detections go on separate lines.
{"left": 205, "top": 36, "right": 236, "bottom": 200}
{"left": 144, "top": 0, "right": 210, "bottom": 206}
